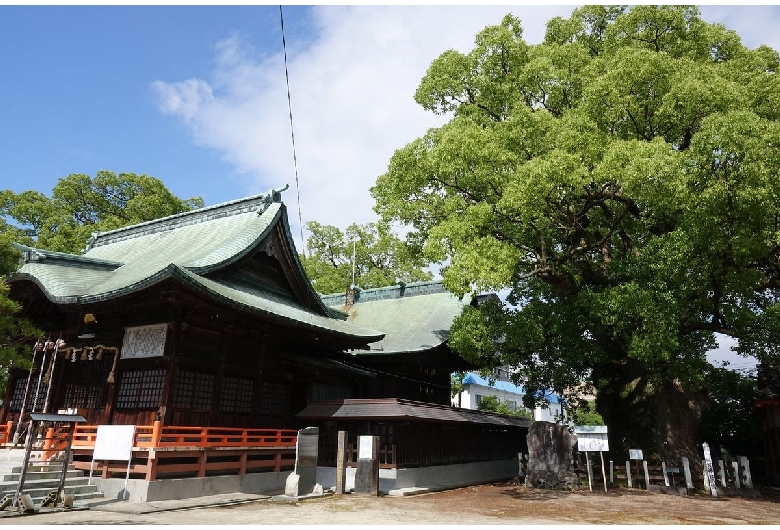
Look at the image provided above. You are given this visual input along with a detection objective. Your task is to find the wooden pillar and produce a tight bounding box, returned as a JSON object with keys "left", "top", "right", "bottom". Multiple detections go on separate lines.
{"left": 145, "top": 454, "right": 158, "bottom": 481}
{"left": 159, "top": 321, "right": 182, "bottom": 426}
{"left": 336, "top": 430, "right": 348, "bottom": 495}
{"left": 197, "top": 451, "right": 207, "bottom": 477}
{"left": 239, "top": 452, "right": 248, "bottom": 475}
{"left": 642, "top": 461, "right": 650, "bottom": 491}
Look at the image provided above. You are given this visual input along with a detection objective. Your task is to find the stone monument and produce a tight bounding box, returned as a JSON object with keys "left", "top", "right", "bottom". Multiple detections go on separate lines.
{"left": 525, "top": 421, "right": 581, "bottom": 490}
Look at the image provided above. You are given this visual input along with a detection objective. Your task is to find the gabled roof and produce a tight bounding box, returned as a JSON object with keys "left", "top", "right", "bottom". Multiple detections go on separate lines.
{"left": 320, "top": 281, "right": 470, "bottom": 355}
{"left": 8, "top": 189, "right": 383, "bottom": 343}
{"left": 297, "top": 398, "right": 532, "bottom": 428}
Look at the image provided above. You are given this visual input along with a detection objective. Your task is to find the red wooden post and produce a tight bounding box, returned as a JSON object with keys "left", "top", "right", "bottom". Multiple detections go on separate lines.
{"left": 151, "top": 421, "right": 162, "bottom": 447}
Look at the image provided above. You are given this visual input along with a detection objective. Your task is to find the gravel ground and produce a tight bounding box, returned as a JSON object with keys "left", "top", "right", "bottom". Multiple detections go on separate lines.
{"left": 5, "top": 481, "right": 780, "bottom": 525}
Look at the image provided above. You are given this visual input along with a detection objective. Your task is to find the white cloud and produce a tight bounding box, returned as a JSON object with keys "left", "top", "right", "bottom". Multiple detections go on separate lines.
{"left": 150, "top": 5, "right": 574, "bottom": 246}
{"left": 151, "top": 5, "right": 780, "bottom": 252}
{"left": 151, "top": 79, "right": 214, "bottom": 122}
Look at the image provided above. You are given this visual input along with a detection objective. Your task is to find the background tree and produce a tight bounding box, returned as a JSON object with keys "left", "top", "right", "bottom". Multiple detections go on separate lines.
{"left": 372, "top": 6, "right": 780, "bottom": 459}
{"left": 0, "top": 171, "right": 203, "bottom": 396}
{"left": 569, "top": 401, "right": 606, "bottom": 427}
{"left": 476, "top": 394, "right": 533, "bottom": 419}
{"left": 300, "top": 220, "right": 433, "bottom": 295}
{"left": 0, "top": 170, "right": 203, "bottom": 254}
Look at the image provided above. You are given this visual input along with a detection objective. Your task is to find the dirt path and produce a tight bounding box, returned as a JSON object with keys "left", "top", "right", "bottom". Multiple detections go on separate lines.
{"left": 7, "top": 483, "right": 780, "bottom": 525}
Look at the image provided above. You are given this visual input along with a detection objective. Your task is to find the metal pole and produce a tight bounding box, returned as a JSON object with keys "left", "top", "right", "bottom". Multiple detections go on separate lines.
{"left": 56, "top": 422, "right": 78, "bottom": 504}
{"left": 12, "top": 342, "right": 40, "bottom": 444}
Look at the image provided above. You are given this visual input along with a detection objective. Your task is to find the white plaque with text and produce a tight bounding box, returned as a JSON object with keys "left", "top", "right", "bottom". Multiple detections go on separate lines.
{"left": 121, "top": 324, "right": 167, "bottom": 359}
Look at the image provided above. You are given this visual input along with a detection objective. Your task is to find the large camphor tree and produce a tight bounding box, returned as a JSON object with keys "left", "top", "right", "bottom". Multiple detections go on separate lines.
{"left": 372, "top": 5, "right": 780, "bottom": 459}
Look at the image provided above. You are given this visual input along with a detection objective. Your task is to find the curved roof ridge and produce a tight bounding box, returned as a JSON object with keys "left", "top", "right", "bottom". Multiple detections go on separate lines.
{"left": 89, "top": 186, "right": 288, "bottom": 249}
{"left": 12, "top": 242, "right": 123, "bottom": 270}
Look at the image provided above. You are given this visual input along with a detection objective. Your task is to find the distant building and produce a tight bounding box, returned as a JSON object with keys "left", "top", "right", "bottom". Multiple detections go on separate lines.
{"left": 453, "top": 370, "right": 565, "bottom": 423}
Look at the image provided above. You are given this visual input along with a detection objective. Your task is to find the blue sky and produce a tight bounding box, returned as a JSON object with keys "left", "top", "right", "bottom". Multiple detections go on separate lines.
{"left": 2, "top": 4, "right": 777, "bottom": 369}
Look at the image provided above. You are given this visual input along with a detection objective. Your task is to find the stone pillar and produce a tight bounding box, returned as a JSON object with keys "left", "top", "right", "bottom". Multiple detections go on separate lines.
{"left": 626, "top": 460, "right": 632, "bottom": 488}
{"left": 681, "top": 457, "right": 693, "bottom": 490}
{"left": 294, "top": 427, "right": 319, "bottom": 495}
{"left": 354, "top": 435, "right": 379, "bottom": 496}
{"left": 738, "top": 456, "right": 753, "bottom": 488}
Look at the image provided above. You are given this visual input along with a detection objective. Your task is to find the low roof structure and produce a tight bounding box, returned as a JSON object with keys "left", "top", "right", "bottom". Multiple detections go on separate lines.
{"left": 321, "top": 281, "right": 475, "bottom": 373}
{"left": 297, "top": 397, "right": 531, "bottom": 428}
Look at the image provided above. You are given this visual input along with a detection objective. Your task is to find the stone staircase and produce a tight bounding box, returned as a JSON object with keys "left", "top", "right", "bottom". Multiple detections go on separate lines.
{"left": 0, "top": 448, "right": 104, "bottom": 507}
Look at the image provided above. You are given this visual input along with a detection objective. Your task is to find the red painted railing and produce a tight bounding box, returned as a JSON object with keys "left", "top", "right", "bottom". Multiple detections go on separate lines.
{"left": 0, "top": 421, "right": 12, "bottom": 444}
{"left": 41, "top": 422, "right": 299, "bottom": 481}
{"left": 43, "top": 422, "right": 297, "bottom": 458}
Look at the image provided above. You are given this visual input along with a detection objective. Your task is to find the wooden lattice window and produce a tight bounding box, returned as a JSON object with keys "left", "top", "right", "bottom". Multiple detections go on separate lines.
{"left": 8, "top": 377, "right": 29, "bottom": 411}
{"left": 219, "top": 376, "right": 253, "bottom": 413}
{"left": 257, "top": 381, "right": 289, "bottom": 416}
{"left": 172, "top": 370, "right": 214, "bottom": 410}
{"left": 116, "top": 369, "right": 165, "bottom": 410}
{"left": 62, "top": 352, "right": 114, "bottom": 410}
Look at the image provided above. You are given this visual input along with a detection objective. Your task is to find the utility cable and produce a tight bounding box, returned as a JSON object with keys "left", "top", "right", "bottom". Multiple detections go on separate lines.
{"left": 279, "top": 5, "right": 306, "bottom": 257}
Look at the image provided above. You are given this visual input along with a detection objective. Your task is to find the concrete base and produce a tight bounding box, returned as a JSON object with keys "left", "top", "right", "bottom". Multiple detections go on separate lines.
{"left": 92, "top": 458, "right": 519, "bottom": 502}
{"left": 395, "top": 459, "right": 518, "bottom": 491}
{"left": 94, "top": 471, "right": 289, "bottom": 502}
{"left": 316, "top": 458, "right": 517, "bottom": 495}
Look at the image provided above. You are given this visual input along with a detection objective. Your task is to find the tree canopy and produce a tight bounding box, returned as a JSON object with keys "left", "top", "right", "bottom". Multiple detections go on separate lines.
{"left": 0, "top": 170, "right": 203, "bottom": 256}
{"left": 300, "top": 220, "right": 432, "bottom": 295}
{"left": 0, "top": 171, "right": 203, "bottom": 396}
{"left": 371, "top": 6, "right": 780, "bottom": 457}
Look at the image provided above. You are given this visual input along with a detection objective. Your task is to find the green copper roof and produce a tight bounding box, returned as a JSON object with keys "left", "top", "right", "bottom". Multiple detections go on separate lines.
{"left": 8, "top": 190, "right": 384, "bottom": 343}
{"left": 321, "top": 281, "right": 470, "bottom": 354}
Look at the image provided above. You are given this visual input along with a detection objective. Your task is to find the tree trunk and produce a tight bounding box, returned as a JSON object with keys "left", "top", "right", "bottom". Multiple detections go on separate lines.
{"left": 593, "top": 362, "right": 705, "bottom": 463}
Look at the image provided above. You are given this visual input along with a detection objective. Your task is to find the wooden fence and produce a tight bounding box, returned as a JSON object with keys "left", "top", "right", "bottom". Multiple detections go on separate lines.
{"left": 572, "top": 456, "right": 753, "bottom": 492}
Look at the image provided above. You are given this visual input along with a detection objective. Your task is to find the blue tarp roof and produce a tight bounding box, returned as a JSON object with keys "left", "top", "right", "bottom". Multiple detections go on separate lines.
{"left": 461, "top": 372, "right": 560, "bottom": 404}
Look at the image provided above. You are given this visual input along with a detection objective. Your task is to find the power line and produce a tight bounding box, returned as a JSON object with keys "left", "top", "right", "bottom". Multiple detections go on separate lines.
{"left": 279, "top": 5, "right": 306, "bottom": 257}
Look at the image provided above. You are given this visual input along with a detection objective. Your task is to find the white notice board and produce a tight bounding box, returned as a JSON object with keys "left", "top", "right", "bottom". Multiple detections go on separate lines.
{"left": 358, "top": 436, "right": 374, "bottom": 460}
{"left": 93, "top": 425, "right": 136, "bottom": 461}
{"left": 89, "top": 425, "right": 136, "bottom": 495}
{"left": 574, "top": 426, "right": 609, "bottom": 452}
